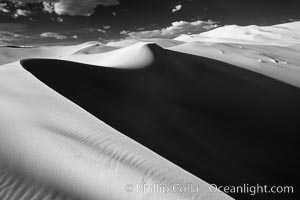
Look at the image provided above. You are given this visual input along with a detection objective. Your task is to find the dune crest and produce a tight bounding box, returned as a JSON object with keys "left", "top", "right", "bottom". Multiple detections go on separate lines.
{"left": 63, "top": 42, "right": 159, "bottom": 68}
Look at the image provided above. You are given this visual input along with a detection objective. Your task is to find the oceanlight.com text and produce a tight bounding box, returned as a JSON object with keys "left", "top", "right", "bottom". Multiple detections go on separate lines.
{"left": 209, "top": 183, "right": 294, "bottom": 196}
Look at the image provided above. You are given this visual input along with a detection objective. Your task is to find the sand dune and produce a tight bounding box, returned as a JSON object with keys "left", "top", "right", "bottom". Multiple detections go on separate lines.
{"left": 0, "top": 59, "right": 232, "bottom": 200}
{"left": 22, "top": 44, "right": 300, "bottom": 200}
{"left": 175, "top": 21, "right": 300, "bottom": 46}
{"left": 1, "top": 22, "right": 300, "bottom": 200}
{"left": 63, "top": 42, "right": 156, "bottom": 68}
{"left": 169, "top": 42, "right": 300, "bottom": 87}
{"left": 0, "top": 42, "right": 100, "bottom": 66}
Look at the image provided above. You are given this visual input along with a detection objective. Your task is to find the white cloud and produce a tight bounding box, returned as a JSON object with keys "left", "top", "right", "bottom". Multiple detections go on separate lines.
{"left": 13, "top": 9, "right": 32, "bottom": 17}
{"left": 97, "top": 28, "right": 106, "bottom": 33}
{"left": 0, "top": 31, "right": 29, "bottom": 41}
{"left": 120, "top": 30, "right": 129, "bottom": 35}
{"left": 172, "top": 5, "right": 182, "bottom": 13}
{"left": 49, "top": 16, "right": 64, "bottom": 22}
{"left": 8, "top": 0, "right": 120, "bottom": 16}
{"left": 0, "top": 3, "right": 10, "bottom": 13}
{"left": 0, "top": 30, "right": 30, "bottom": 45}
{"left": 56, "top": 17, "right": 63, "bottom": 22}
{"left": 42, "top": 2, "right": 55, "bottom": 13}
{"left": 53, "top": 0, "right": 119, "bottom": 16}
{"left": 40, "top": 32, "right": 67, "bottom": 39}
{"left": 121, "top": 20, "right": 218, "bottom": 39}
{"left": 1, "top": 3, "right": 32, "bottom": 17}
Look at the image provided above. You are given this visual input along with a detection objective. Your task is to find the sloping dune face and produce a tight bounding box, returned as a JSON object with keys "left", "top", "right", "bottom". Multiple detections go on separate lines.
{"left": 21, "top": 44, "right": 300, "bottom": 200}
{"left": 0, "top": 58, "right": 232, "bottom": 199}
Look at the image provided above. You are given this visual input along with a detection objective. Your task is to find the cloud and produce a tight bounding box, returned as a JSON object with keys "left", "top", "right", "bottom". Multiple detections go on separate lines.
{"left": 40, "top": 32, "right": 67, "bottom": 39}
{"left": 13, "top": 8, "right": 32, "bottom": 17}
{"left": 1, "top": 2, "right": 32, "bottom": 18}
{"left": 120, "top": 30, "right": 129, "bottom": 35}
{"left": 172, "top": 5, "right": 182, "bottom": 13}
{"left": 56, "top": 17, "right": 63, "bottom": 22}
{"left": 0, "top": 3, "right": 10, "bottom": 13}
{"left": 0, "top": 23, "right": 30, "bottom": 45}
{"left": 49, "top": 16, "right": 64, "bottom": 22}
{"left": 0, "top": 31, "right": 30, "bottom": 45}
{"left": 97, "top": 29, "right": 106, "bottom": 33}
{"left": 121, "top": 20, "right": 218, "bottom": 39}
{"left": 42, "top": 2, "right": 55, "bottom": 13}
{"left": 53, "top": 0, "right": 119, "bottom": 16}
{"left": 7, "top": 0, "right": 120, "bottom": 16}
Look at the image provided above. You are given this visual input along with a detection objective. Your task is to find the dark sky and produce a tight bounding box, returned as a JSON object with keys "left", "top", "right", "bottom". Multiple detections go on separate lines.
{"left": 0, "top": 0, "right": 299, "bottom": 45}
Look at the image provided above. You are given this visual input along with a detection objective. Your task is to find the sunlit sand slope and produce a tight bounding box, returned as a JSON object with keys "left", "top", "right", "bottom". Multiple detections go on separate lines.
{"left": 0, "top": 58, "right": 232, "bottom": 200}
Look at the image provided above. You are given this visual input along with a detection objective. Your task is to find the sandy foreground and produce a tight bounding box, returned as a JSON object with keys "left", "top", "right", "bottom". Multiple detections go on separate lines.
{"left": 1, "top": 22, "right": 300, "bottom": 200}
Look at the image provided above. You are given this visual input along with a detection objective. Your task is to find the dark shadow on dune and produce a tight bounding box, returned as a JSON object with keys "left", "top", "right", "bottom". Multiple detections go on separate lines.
{"left": 21, "top": 44, "right": 300, "bottom": 200}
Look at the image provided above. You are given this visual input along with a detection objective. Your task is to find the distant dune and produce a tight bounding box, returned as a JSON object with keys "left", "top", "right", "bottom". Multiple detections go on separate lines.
{"left": 169, "top": 42, "right": 300, "bottom": 87}
{"left": 1, "top": 22, "right": 300, "bottom": 200}
{"left": 175, "top": 21, "right": 300, "bottom": 46}
{"left": 0, "top": 42, "right": 99, "bottom": 65}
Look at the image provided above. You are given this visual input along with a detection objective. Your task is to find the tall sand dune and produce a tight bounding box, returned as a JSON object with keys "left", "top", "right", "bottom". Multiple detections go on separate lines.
{"left": 20, "top": 43, "right": 300, "bottom": 199}
{"left": 0, "top": 45, "right": 237, "bottom": 200}
{"left": 0, "top": 58, "right": 232, "bottom": 200}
